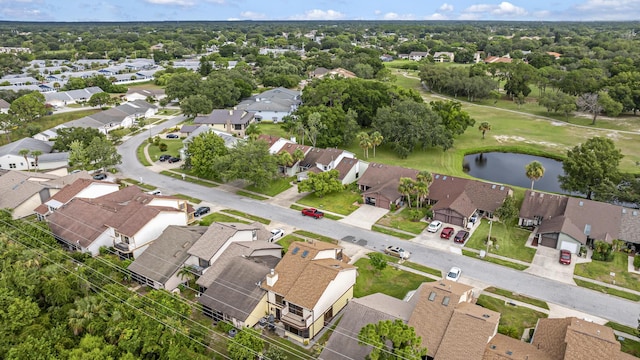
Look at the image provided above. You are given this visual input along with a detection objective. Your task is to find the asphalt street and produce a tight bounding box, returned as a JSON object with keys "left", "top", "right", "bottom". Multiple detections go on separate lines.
{"left": 118, "top": 117, "right": 640, "bottom": 327}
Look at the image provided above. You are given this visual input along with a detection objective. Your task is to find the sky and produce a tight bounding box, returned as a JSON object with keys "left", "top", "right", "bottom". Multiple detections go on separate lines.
{"left": 0, "top": 0, "right": 639, "bottom": 22}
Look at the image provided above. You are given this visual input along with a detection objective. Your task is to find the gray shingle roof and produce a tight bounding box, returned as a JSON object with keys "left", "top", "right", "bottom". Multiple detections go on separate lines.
{"left": 0, "top": 138, "right": 53, "bottom": 157}
{"left": 194, "top": 109, "right": 255, "bottom": 125}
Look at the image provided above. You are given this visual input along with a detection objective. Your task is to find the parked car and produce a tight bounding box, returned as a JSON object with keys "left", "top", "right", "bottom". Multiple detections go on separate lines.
{"left": 559, "top": 250, "right": 572, "bottom": 265}
{"left": 301, "top": 208, "right": 324, "bottom": 219}
{"left": 159, "top": 154, "right": 172, "bottom": 162}
{"left": 440, "top": 227, "right": 455, "bottom": 239}
{"left": 384, "top": 245, "right": 410, "bottom": 260}
{"left": 268, "top": 229, "right": 285, "bottom": 242}
{"left": 446, "top": 267, "right": 462, "bottom": 282}
{"left": 146, "top": 190, "right": 161, "bottom": 195}
{"left": 427, "top": 220, "right": 443, "bottom": 233}
{"left": 194, "top": 206, "right": 211, "bottom": 217}
{"left": 166, "top": 133, "right": 179, "bottom": 139}
{"left": 168, "top": 157, "right": 181, "bottom": 163}
{"left": 454, "top": 230, "right": 470, "bottom": 243}
{"left": 92, "top": 173, "right": 107, "bottom": 180}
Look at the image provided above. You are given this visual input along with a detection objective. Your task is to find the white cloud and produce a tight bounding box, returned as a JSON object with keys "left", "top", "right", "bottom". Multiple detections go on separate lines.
{"left": 374, "top": 10, "right": 381, "bottom": 15}
{"left": 463, "top": 1, "right": 526, "bottom": 18}
{"left": 382, "top": 12, "right": 416, "bottom": 20}
{"left": 575, "top": 0, "right": 640, "bottom": 11}
{"left": 240, "top": 11, "right": 266, "bottom": 19}
{"left": 145, "top": 0, "right": 196, "bottom": 5}
{"left": 439, "top": 3, "right": 454, "bottom": 12}
{"left": 425, "top": 13, "right": 448, "bottom": 20}
{"left": 289, "top": 9, "right": 345, "bottom": 20}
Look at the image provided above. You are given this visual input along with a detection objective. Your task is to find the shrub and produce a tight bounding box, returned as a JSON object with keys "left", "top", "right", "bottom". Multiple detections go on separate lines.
{"left": 592, "top": 240, "right": 613, "bottom": 261}
{"left": 390, "top": 203, "right": 397, "bottom": 211}
{"left": 408, "top": 209, "right": 422, "bottom": 221}
{"left": 217, "top": 321, "right": 234, "bottom": 333}
{"left": 368, "top": 253, "right": 387, "bottom": 272}
{"left": 634, "top": 255, "right": 640, "bottom": 270}
{"left": 158, "top": 142, "right": 168, "bottom": 151}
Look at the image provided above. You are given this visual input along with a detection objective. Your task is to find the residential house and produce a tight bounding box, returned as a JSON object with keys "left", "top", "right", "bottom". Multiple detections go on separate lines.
{"left": 0, "top": 76, "right": 39, "bottom": 86}
{"left": 34, "top": 177, "right": 119, "bottom": 219}
{"left": 235, "top": 87, "right": 301, "bottom": 123}
{"left": 274, "top": 140, "right": 313, "bottom": 177}
{"left": 484, "top": 56, "right": 513, "bottom": 64}
{"left": 427, "top": 174, "right": 512, "bottom": 228}
{"left": 0, "top": 169, "right": 91, "bottom": 219}
{"left": 198, "top": 241, "right": 282, "bottom": 328}
{"left": 299, "top": 147, "right": 359, "bottom": 184}
{"left": 171, "top": 60, "right": 200, "bottom": 71}
{"left": 261, "top": 241, "right": 356, "bottom": 344}
{"left": 128, "top": 225, "right": 209, "bottom": 291}
{"left": 44, "top": 86, "right": 103, "bottom": 108}
{"left": 379, "top": 54, "right": 394, "bottom": 62}
{"left": 320, "top": 280, "right": 500, "bottom": 360}
{"left": 33, "top": 125, "right": 66, "bottom": 142}
{"left": 65, "top": 100, "right": 157, "bottom": 134}
{"left": 518, "top": 190, "right": 637, "bottom": 252}
{"left": 193, "top": 109, "right": 256, "bottom": 137}
{"left": 0, "top": 98, "right": 10, "bottom": 113}
{"left": 357, "top": 163, "right": 419, "bottom": 209}
{"left": 546, "top": 52, "right": 562, "bottom": 60}
{"left": 433, "top": 52, "right": 455, "bottom": 63}
{"left": 0, "top": 137, "right": 69, "bottom": 171}
{"left": 125, "top": 88, "right": 166, "bottom": 102}
{"left": 408, "top": 51, "right": 429, "bottom": 61}
{"left": 46, "top": 186, "right": 193, "bottom": 258}
{"left": 178, "top": 126, "right": 241, "bottom": 159}
{"left": 309, "top": 67, "right": 357, "bottom": 79}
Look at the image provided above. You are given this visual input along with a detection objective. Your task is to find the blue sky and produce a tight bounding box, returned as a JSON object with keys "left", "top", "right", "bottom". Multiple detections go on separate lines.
{"left": 1, "top": 0, "right": 639, "bottom": 22}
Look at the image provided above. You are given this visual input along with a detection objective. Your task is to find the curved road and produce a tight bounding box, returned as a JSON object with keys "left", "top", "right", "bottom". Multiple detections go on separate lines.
{"left": 118, "top": 117, "right": 640, "bottom": 327}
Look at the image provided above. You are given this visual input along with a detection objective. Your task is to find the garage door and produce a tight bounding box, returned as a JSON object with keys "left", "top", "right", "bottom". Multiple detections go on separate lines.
{"left": 540, "top": 235, "right": 558, "bottom": 249}
{"left": 560, "top": 241, "right": 579, "bottom": 254}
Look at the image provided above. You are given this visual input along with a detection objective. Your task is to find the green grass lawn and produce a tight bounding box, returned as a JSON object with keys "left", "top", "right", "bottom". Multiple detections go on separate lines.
{"left": 221, "top": 209, "right": 271, "bottom": 225}
{"left": 574, "top": 252, "right": 640, "bottom": 292}
{"left": 573, "top": 279, "right": 640, "bottom": 302}
{"left": 606, "top": 321, "right": 638, "bottom": 336}
{"left": 276, "top": 235, "right": 306, "bottom": 253}
{"left": 375, "top": 207, "right": 429, "bottom": 234}
{"left": 465, "top": 219, "right": 536, "bottom": 263}
{"left": 137, "top": 144, "right": 152, "bottom": 166}
{"left": 245, "top": 176, "right": 294, "bottom": 197}
{"left": 122, "top": 178, "right": 156, "bottom": 190}
{"left": 198, "top": 212, "right": 250, "bottom": 226}
{"left": 1, "top": 109, "right": 102, "bottom": 146}
{"left": 147, "top": 138, "right": 184, "bottom": 161}
{"left": 462, "top": 250, "right": 530, "bottom": 271}
{"left": 620, "top": 338, "right": 640, "bottom": 358}
{"left": 353, "top": 258, "right": 432, "bottom": 299}
{"left": 236, "top": 190, "right": 269, "bottom": 200}
{"left": 371, "top": 225, "right": 415, "bottom": 240}
{"left": 476, "top": 294, "right": 548, "bottom": 339}
{"left": 297, "top": 188, "right": 361, "bottom": 216}
{"left": 293, "top": 230, "right": 338, "bottom": 244}
{"left": 374, "top": 253, "right": 443, "bottom": 277}
{"left": 483, "top": 287, "right": 549, "bottom": 310}
{"left": 159, "top": 170, "right": 219, "bottom": 187}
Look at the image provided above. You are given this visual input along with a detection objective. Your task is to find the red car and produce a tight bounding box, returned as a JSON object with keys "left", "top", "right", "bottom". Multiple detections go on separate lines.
{"left": 440, "top": 227, "right": 454, "bottom": 239}
{"left": 301, "top": 208, "right": 324, "bottom": 219}
{"left": 559, "top": 250, "right": 572, "bottom": 265}
{"left": 454, "top": 230, "right": 470, "bottom": 243}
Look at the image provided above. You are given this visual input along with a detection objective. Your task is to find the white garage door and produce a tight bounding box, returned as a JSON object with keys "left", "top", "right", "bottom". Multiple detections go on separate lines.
{"left": 560, "top": 241, "right": 579, "bottom": 254}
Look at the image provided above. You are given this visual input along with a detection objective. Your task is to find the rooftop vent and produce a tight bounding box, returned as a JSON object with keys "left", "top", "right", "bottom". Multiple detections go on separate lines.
{"left": 483, "top": 314, "right": 491, "bottom": 318}
{"left": 500, "top": 186, "right": 504, "bottom": 191}
{"left": 622, "top": 208, "right": 627, "bottom": 214}
{"left": 443, "top": 176, "right": 447, "bottom": 180}
{"left": 490, "top": 345, "right": 496, "bottom": 350}
{"left": 579, "top": 201, "right": 584, "bottom": 206}
{"left": 634, "top": 211, "right": 638, "bottom": 216}
{"left": 492, "top": 184, "right": 496, "bottom": 189}
{"left": 506, "top": 351, "right": 513, "bottom": 355}
{"left": 435, "top": 174, "right": 440, "bottom": 179}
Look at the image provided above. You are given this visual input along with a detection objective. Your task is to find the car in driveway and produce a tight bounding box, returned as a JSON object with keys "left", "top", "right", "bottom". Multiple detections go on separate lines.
{"left": 92, "top": 173, "right": 107, "bottom": 180}
{"left": 453, "top": 230, "right": 470, "bottom": 243}
{"left": 384, "top": 245, "right": 410, "bottom": 260}
{"left": 268, "top": 229, "right": 285, "bottom": 242}
{"left": 159, "top": 154, "right": 172, "bottom": 162}
{"left": 427, "top": 220, "right": 443, "bottom": 233}
{"left": 440, "top": 227, "right": 454, "bottom": 239}
{"left": 168, "top": 157, "right": 181, "bottom": 163}
{"left": 166, "top": 133, "right": 179, "bottom": 139}
{"left": 446, "top": 267, "right": 462, "bottom": 282}
{"left": 194, "top": 206, "right": 211, "bottom": 217}
{"left": 559, "top": 250, "right": 572, "bottom": 265}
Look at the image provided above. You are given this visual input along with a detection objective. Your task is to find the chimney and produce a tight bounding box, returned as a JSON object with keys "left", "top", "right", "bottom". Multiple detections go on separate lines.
{"left": 266, "top": 269, "right": 278, "bottom": 286}
{"left": 229, "top": 109, "right": 233, "bottom": 115}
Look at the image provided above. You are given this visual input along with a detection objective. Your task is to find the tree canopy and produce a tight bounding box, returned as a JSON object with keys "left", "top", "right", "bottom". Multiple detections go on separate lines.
{"left": 358, "top": 319, "right": 427, "bottom": 360}
{"left": 185, "top": 131, "right": 229, "bottom": 178}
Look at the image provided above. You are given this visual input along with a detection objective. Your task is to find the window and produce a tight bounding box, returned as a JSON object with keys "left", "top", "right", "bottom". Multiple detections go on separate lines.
{"left": 284, "top": 324, "right": 309, "bottom": 338}
{"left": 9, "top": 163, "right": 16, "bottom": 169}
{"left": 288, "top": 303, "right": 304, "bottom": 316}
{"left": 275, "top": 294, "right": 284, "bottom": 305}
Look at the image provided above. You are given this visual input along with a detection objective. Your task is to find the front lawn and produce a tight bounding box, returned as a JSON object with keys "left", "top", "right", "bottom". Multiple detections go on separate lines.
{"left": 375, "top": 207, "right": 429, "bottom": 234}
{"left": 245, "top": 176, "right": 294, "bottom": 197}
{"left": 476, "top": 294, "right": 548, "bottom": 339}
{"left": 465, "top": 219, "right": 536, "bottom": 263}
{"left": 574, "top": 251, "right": 640, "bottom": 292}
{"left": 354, "top": 258, "right": 432, "bottom": 299}
{"left": 198, "top": 212, "right": 250, "bottom": 226}
{"left": 462, "top": 250, "right": 529, "bottom": 271}
{"left": 146, "top": 138, "right": 184, "bottom": 161}
{"left": 483, "top": 287, "right": 549, "bottom": 310}
{"left": 221, "top": 209, "right": 271, "bottom": 225}
{"left": 276, "top": 235, "right": 306, "bottom": 253}
{"left": 297, "top": 188, "right": 361, "bottom": 216}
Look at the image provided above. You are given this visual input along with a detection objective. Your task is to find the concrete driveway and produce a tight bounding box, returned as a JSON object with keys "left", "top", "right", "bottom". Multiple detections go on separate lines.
{"left": 524, "top": 246, "right": 576, "bottom": 284}
{"left": 339, "top": 205, "right": 389, "bottom": 230}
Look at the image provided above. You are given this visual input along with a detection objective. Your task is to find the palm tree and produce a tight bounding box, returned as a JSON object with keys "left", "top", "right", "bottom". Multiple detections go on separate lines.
{"left": 370, "top": 131, "right": 384, "bottom": 158}
{"left": 525, "top": 161, "right": 545, "bottom": 190}
{"left": 414, "top": 181, "right": 429, "bottom": 209}
{"left": 357, "top": 132, "right": 372, "bottom": 158}
{"left": 416, "top": 170, "right": 433, "bottom": 208}
{"left": 177, "top": 266, "right": 196, "bottom": 285}
{"left": 278, "top": 151, "right": 294, "bottom": 175}
{"left": 245, "top": 123, "right": 261, "bottom": 141}
{"left": 68, "top": 296, "right": 108, "bottom": 336}
{"left": 18, "top": 149, "right": 30, "bottom": 171}
{"left": 478, "top": 122, "right": 491, "bottom": 139}
{"left": 30, "top": 150, "right": 42, "bottom": 171}
{"left": 398, "top": 177, "right": 415, "bottom": 208}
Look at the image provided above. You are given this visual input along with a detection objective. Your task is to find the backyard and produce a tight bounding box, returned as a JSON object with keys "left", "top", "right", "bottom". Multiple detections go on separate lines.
{"left": 297, "top": 186, "right": 362, "bottom": 215}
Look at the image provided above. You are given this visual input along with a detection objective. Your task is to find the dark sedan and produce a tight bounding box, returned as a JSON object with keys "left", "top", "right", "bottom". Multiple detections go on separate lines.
{"left": 159, "top": 154, "right": 172, "bottom": 162}
{"left": 453, "top": 230, "right": 470, "bottom": 243}
{"left": 194, "top": 206, "right": 211, "bottom": 217}
{"left": 168, "top": 157, "right": 181, "bottom": 163}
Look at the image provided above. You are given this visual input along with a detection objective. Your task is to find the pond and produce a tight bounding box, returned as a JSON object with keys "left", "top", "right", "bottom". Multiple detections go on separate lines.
{"left": 463, "top": 152, "right": 568, "bottom": 194}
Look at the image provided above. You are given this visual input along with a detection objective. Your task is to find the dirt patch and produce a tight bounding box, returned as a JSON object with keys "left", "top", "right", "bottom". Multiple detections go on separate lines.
{"left": 551, "top": 121, "right": 566, "bottom": 126}
{"left": 493, "top": 135, "right": 562, "bottom": 148}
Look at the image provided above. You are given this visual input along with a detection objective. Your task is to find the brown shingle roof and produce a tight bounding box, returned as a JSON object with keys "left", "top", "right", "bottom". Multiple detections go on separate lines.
{"left": 519, "top": 190, "right": 568, "bottom": 221}
{"left": 333, "top": 157, "right": 358, "bottom": 180}
{"left": 408, "top": 280, "right": 474, "bottom": 358}
{"left": 278, "top": 142, "right": 312, "bottom": 156}
{"left": 261, "top": 241, "right": 355, "bottom": 309}
{"left": 537, "top": 216, "right": 587, "bottom": 244}
{"left": 619, "top": 208, "right": 640, "bottom": 244}
{"left": 257, "top": 134, "right": 281, "bottom": 149}
{"left": 483, "top": 334, "right": 554, "bottom": 360}
{"left": 428, "top": 174, "right": 511, "bottom": 216}
{"left": 563, "top": 197, "right": 620, "bottom": 241}
{"left": 436, "top": 302, "right": 500, "bottom": 360}
{"left": 532, "top": 318, "right": 572, "bottom": 359}
{"left": 47, "top": 198, "right": 116, "bottom": 248}
{"left": 358, "top": 163, "right": 420, "bottom": 203}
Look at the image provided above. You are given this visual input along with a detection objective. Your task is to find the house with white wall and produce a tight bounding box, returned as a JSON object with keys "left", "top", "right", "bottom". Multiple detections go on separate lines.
{"left": 0, "top": 137, "right": 69, "bottom": 171}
